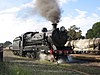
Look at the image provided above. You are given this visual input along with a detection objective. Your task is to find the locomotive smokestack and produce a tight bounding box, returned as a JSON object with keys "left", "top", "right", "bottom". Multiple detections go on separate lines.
{"left": 52, "top": 23, "right": 57, "bottom": 29}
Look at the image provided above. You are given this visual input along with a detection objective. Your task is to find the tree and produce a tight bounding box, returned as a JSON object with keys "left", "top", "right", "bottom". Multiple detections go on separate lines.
{"left": 3, "top": 41, "right": 12, "bottom": 48}
{"left": 86, "top": 22, "right": 100, "bottom": 38}
{"left": 92, "top": 22, "right": 100, "bottom": 38}
{"left": 76, "top": 30, "right": 82, "bottom": 39}
{"left": 68, "top": 25, "right": 83, "bottom": 40}
{"left": 86, "top": 29, "right": 94, "bottom": 39}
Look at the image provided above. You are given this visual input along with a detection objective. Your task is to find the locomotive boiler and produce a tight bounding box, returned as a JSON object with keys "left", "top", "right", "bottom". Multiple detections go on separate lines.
{"left": 12, "top": 23, "right": 72, "bottom": 60}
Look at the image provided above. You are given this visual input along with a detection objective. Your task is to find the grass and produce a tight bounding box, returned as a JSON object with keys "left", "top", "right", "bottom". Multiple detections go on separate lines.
{"left": 0, "top": 62, "right": 32, "bottom": 75}
{"left": 0, "top": 61, "right": 100, "bottom": 75}
{"left": 0, "top": 61, "right": 79, "bottom": 75}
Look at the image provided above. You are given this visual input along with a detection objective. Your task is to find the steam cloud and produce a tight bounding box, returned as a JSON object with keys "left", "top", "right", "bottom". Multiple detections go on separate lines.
{"left": 35, "top": 0, "right": 61, "bottom": 23}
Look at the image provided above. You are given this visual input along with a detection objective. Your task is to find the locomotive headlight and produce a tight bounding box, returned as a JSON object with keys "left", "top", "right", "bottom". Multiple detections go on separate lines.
{"left": 60, "top": 26, "right": 65, "bottom": 32}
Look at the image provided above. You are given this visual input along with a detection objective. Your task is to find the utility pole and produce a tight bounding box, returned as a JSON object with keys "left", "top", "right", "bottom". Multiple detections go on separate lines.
{"left": 0, "top": 44, "right": 3, "bottom": 62}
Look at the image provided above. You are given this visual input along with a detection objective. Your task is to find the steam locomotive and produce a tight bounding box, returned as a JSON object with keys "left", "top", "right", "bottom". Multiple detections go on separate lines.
{"left": 12, "top": 23, "right": 72, "bottom": 60}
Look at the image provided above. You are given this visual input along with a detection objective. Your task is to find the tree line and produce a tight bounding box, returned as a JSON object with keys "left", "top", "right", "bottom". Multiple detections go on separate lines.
{"left": 86, "top": 22, "right": 100, "bottom": 39}
{"left": 67, "top": 22, "right": 100, "bottom": 40}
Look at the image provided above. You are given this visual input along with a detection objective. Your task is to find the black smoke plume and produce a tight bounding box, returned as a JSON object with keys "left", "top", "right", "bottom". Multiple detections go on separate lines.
{"left": 35, "top": 0, "right": 61, "bottom": 24}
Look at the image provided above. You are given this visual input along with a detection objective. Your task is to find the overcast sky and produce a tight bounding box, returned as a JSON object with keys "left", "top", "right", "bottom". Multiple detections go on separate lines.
{"left": 0, "top": 0, "right": 100, "bottom": 43}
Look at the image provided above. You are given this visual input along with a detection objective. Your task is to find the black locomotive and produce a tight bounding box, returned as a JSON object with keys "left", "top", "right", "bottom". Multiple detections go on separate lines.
{"left": 12, "top": 23, "right": 72, "bottom": 60}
